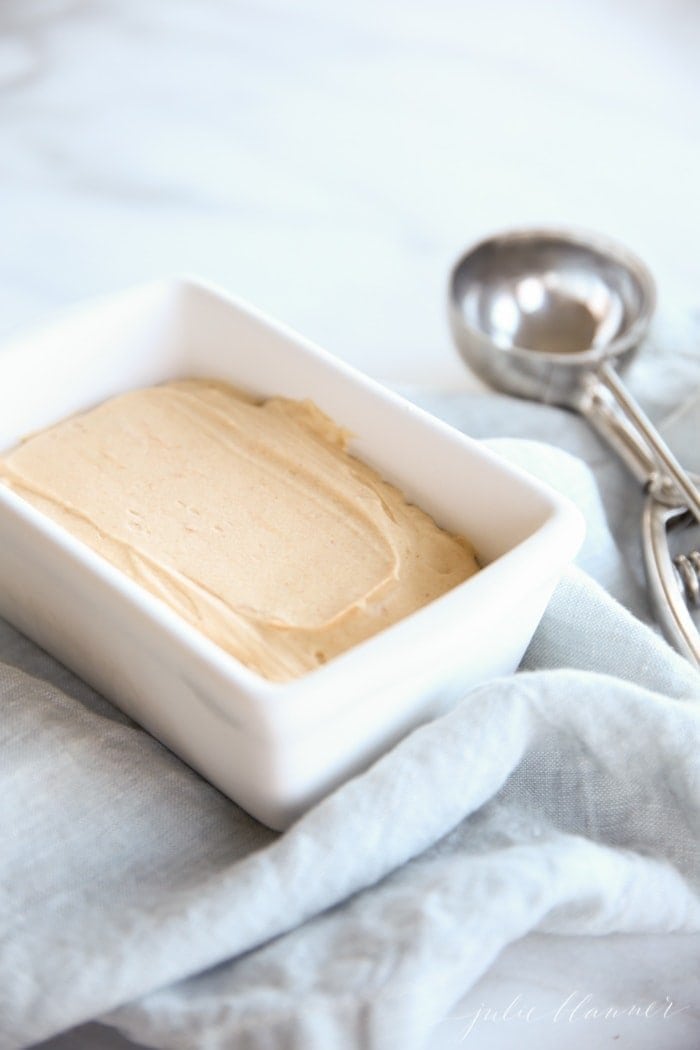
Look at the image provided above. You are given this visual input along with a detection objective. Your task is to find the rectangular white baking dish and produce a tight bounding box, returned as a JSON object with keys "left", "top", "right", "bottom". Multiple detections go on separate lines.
{"left": 0, "top": 279, "right": 584, "bottom": 829}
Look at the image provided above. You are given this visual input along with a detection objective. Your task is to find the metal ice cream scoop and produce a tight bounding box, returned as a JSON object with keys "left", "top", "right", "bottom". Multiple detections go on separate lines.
{"left": 448, "top": 227, "right": 700, "bottom": 666}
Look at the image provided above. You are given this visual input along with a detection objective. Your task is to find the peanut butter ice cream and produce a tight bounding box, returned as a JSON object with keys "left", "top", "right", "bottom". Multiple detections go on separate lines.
{"left": 0, "top": 380, "right": 479, "bottom": 681}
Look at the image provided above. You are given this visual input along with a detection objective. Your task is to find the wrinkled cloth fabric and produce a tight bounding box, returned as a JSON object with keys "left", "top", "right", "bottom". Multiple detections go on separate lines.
{"left": 1, "top": 311, "right": 699, "bottom": 1050}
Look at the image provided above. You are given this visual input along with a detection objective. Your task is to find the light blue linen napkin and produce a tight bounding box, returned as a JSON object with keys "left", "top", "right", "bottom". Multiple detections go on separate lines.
{"left": 1, "top": 311, "right": 699, "bottom": 1050}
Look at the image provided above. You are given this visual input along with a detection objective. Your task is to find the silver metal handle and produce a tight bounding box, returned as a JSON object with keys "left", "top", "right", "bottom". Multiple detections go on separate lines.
{"left": 579, "top": 362, "right": 700, "bottom": 521}
{"left": 578, "top": 362, "right": 700, "bottom": 665}
{"left": 642, "top": 500, "right": 700, "bottom": 668}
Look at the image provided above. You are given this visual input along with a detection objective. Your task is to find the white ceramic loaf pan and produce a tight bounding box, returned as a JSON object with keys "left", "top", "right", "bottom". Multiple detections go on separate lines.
{"left": 0, "top": 280, "right": 585, "bottom": 829}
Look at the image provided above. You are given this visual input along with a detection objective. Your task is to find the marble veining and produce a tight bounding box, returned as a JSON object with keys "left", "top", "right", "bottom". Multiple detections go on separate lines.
{"left": 0, "top": 0, "right": 699, "bottom": 387}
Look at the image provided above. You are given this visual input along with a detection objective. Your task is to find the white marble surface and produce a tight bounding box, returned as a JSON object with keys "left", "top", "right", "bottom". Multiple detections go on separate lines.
{"left": 2, "top": 1, "right": 698, "bottom": 1047}
{"left": 435, "top": 934, "right": 700, "bottom": 1049}
{"left": 1, "top": 0, "right": 700, "bottom": 388}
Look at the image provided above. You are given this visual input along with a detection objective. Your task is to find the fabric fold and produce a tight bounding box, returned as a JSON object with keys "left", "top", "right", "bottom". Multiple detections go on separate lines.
{"left": 2, "top": 335, "right": 700, "bottom": 1048}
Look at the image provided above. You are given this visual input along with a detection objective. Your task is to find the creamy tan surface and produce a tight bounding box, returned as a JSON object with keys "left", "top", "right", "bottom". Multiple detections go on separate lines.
{"left": 0, "top": 380, "right": 479, "bottom": 681}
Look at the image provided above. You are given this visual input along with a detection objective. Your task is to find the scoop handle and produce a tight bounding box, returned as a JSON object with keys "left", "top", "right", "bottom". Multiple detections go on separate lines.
{"left": 642, "top": 500, "right": 700, "bottom": 667}
{"left": 579, "top": 362, "right": 700, "bottom": 522}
